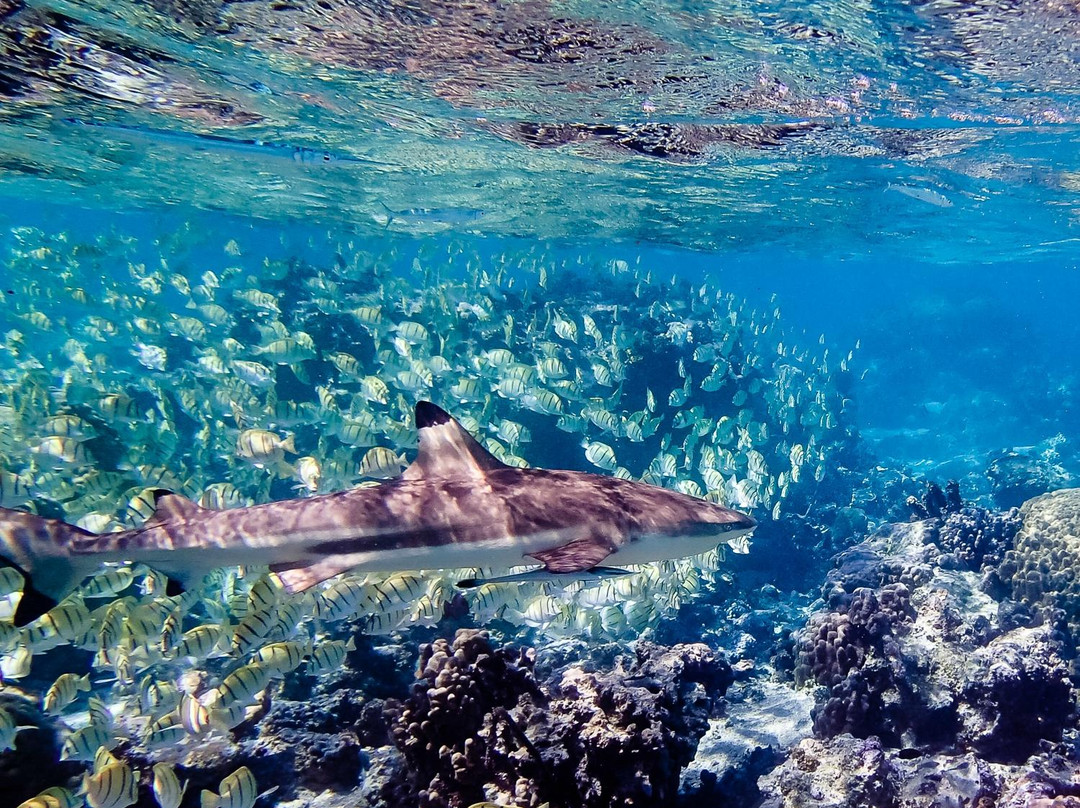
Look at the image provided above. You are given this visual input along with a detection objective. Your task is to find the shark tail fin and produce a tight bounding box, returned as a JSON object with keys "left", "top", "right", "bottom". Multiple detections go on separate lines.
{"left": 0, "top": 506, "right": 102, "bottom": 625}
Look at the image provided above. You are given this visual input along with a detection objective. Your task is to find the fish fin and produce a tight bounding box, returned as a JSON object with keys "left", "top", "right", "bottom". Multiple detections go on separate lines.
{"left": 527, "top": 538, "right": 616, "bottom": 573}
{"left": 142, "top": 490, "right": 204, "bottom": 526}
{"left": 402, "top": 401, "right": 508, "bottom": 481}
{"left": 271, "top": 560, "right": 354, "bottom": 594}
{"left": 11, "top": 574, "right": 60, "bottom": 627}
{"left": 0, "top": 507, "right": 101, "bottom": 622}
{"left": 457, "top": 565, "right": 632, "bottom": 587}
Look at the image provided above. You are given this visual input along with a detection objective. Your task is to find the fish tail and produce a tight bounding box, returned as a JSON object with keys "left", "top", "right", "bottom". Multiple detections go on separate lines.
{"left": 201, "top": 790, "right": 222, "bottom": 808}
{"left": 0, "top": 506, "right": 100, "bottom": 624}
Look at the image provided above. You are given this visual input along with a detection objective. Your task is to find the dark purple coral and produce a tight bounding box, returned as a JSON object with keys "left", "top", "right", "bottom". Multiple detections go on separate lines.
{"left": 384, "top": 629, "right": 731, "bottom": 808}
{"left": 794, "top": 584, "right": 922, "bottom": 743}
{"left": 931, "top": 506, "right": 1022, "bottom": 570}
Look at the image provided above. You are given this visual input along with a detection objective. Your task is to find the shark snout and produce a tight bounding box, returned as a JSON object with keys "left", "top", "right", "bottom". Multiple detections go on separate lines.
{"left": 734, "top": 512, "right": 757, "bottom": 531}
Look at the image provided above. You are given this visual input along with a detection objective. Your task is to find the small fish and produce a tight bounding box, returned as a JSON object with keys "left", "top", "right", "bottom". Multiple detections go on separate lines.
{"left": 175, "top": 625, "right": 225, "bottom": 658}
{"left": 144, "top": 711, "right": 185, "bottom": 748}
{"left": 885, "top": 182, "right": 953, "bottom": 208}
{"left": 232, "top": 606, "right": 277, "bottom": 654}
{"left": 153, "top": 762, "right": 188, "bottom": 808}
{"left": 60, "top": 721, "right": 115, "bottom": 761}
{"left": 0, "top": 566, "right": 24, "bottom": 597}
{"left": 16, "top": 787, "right": 82, "bottom": 808}
{"left": 235, "top": 430, "right": 296, "bottom": 467}
{"left": 81, "top": 567, "right": 135, "bottom": 598}
{"left": 213, "top": 662, "right": 272, "bottom": 707}
{"left": 231, "top": 360, "right": 275, "bottom": 388}
{"left": 87, "top": 695, "right": 113, "bottom": 728}
{"left": 357, "top": 446, "right": 406, "bottom": 479}
{"left": 307, "top": 636, "right": 356, "bottom": 675}
{"left": 201, "top": 766, "right": 260, "bottom": 808}
{"left": 43, "top": 672, "right": 91, "bottom": 713}
{"left": 253, "top": 640, "right": 310, "bottom": 675}
{"left": 314, "top": 577, "right": 367, "bottom": 621}
{"left": 179, "top": 693, "right": 212, "bottom": 736}
{"left": 583, "top": 441, "right": 617, "bottom": 471}
{"left": 379, "top": 203, "right": 485, "bottom": 228}
{"left": 0, "top": 705, "right": 26, "bottom": 750}
{"left": 84, "top": 760, "right": 138, "bottom": 808}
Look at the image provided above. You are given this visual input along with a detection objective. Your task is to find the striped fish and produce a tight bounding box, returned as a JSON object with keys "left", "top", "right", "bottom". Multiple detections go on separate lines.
{"left": 213, "top": 662, "right": 272, "bottom": 707}
{"left": 201, "top": 766, "right": 259, "bottom": 808}
{"left": 179, "top": 693, "right": 212, "bottom": 736}
{"left": 307, "top": 636, "right": 356, "bottom": 675}
{"left": 60, "top": 721, "right": 115, "bottom": 761}
{"left": 15, "top": 787, "right": 81, "bottom": 808}
{"left": 43, "top": 672, "right": 91, "bottom": 714}
{"left": 153, "top": 762, "right": 188, "bottom": 808}
{"left": 84, "top": 760, "right": 138, "bottom": 808}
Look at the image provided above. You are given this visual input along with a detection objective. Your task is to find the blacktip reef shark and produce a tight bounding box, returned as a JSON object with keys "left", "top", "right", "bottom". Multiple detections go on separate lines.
{"left": 0, "top": 402, "right": 756, "bottom": 621}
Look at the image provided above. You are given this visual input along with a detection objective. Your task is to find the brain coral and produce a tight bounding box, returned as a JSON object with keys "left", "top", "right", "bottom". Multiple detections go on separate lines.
{"left": 999, "top": 488, "right": 1080, "bottom": 633}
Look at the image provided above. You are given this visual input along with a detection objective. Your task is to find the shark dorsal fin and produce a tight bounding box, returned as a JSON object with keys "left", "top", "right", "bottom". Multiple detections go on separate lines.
{"left": 402, "top": 401, "right": 507, "bottom": 481}
{"left": 144, "top": 490, "right": 204, "bottom": 525}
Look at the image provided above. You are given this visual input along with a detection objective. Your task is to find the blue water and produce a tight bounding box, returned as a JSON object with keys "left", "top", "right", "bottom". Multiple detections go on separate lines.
{"left": 1, "top": 0, "right": 1079, "bottom": 804}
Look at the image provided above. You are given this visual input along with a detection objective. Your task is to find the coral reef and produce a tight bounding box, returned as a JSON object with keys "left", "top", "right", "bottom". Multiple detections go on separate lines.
{"left": 758, "top": 734, "right": 1080, "bottom": 808}
{"left": 999, "top": 488, "right": 1080, "bottom": 638}
{"left": 794, "top": 584, "right": 916, "bottom": 741}
{"left": 906, "top": 480, "right": 963, "bottom": 520}
{"left": 384, "top": 629, "right": 731, "bottom": 808}
{"left": 793, "top": 503, "right": 1074, "bottom": 762}
{"left": 929, "top": 505, "right": 1022, "bottom": 571}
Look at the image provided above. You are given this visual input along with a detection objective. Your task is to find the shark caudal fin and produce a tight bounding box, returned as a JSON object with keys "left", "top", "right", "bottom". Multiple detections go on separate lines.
{"left": 0, "top": 506, "right": 102, "bottom": 625}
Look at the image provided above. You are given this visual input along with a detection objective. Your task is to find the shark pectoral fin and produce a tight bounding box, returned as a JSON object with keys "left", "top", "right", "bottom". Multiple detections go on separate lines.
{"left": 527, "top": 538, "right": 616, "bottom": 573}
{"left": 271, "top": 558, "right": 356, "bottom": 594}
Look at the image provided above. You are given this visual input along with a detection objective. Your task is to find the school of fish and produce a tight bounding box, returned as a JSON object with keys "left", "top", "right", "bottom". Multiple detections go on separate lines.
{"left": 0, "top": 225, "right": 853, "bottom": 801}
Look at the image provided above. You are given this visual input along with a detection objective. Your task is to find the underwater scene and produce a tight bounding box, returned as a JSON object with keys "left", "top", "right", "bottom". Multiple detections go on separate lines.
{"left": 0, "top": 0, "right": 1079, "bottom": 806}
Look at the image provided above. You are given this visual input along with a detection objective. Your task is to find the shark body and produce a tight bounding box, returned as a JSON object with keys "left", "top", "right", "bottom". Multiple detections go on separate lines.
{"left": 0, "top": 402, "right": 756, "bottom": 610}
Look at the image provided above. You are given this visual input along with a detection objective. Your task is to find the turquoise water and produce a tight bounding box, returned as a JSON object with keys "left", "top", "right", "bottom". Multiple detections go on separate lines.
{"left": 0, "top": 0, "right": 1079, "bottom": 806}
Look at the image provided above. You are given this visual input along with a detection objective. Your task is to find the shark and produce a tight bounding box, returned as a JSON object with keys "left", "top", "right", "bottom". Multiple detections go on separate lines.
{"left": 0, "top": 401, "right": 756, "bottom": 619}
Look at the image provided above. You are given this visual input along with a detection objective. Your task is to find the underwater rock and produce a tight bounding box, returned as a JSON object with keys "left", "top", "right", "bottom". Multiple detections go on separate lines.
{"left": 987, "top": 449, "right": 1073, "bottom": 510}
{"left": 759, "top": 736, "right": 1080, "bottom": 808}
{"left": 0, "top": 691, "right": 84, "bottom": 806}
{"left": 955, "top": 626, "right": 1073, "bottom": 763}
{"left": 384, "top": 628, "right": 730, "bottom": 808}
{"left": 757, "top": 735, "right": 899, "bottom": 808}
{"left": 679, "top": 679, "right": 814, "bottom": 807}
